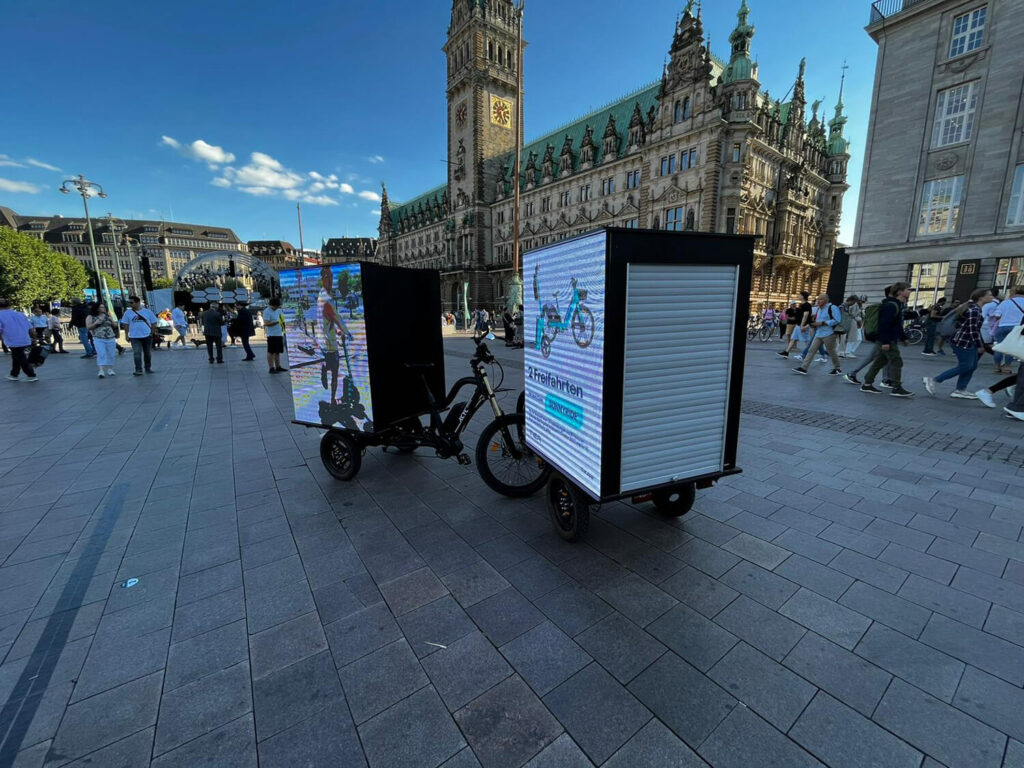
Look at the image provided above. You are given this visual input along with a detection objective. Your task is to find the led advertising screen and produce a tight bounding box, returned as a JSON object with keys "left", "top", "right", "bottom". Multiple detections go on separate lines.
{"left": 279, "top": 264, "right": 374, "bottom": 432}
{"left": 524, "top": 231, "right": 606, "bottom": 498}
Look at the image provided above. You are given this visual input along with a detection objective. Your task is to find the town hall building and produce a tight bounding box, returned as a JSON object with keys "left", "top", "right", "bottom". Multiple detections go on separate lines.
{"left": 378, "top": 0, "right": 852, "bottom": 313}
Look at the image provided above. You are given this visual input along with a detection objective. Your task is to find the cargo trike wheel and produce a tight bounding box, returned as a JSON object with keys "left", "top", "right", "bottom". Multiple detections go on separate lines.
{"left": 476, "top": 413, "right": 550, "bottom": 498}
{"left": 546, "top": 474, "right": 590, "bottom": 542}
{"left": 652, "top": 483, "right": 696, "bottom": 517}
{"left": 320, "top": 431, "right": 362, "bottom": 481}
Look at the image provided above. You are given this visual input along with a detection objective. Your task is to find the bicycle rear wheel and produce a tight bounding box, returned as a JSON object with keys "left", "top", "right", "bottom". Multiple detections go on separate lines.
{"left": 758, "top": 325, "right": 774, "bottom": 342}
{"left": 906, "top": 328, "right": 924, "bottom": 345}
{"left": 475, "top": 413, "right": 550, "bottom": 497}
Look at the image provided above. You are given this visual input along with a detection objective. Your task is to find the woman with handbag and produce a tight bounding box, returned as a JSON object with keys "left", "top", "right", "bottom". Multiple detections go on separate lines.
{"left": 992, "top": 286, "right": 1024, "bottom": 375}
{"left": 85, "top": 303, "right": 119, "bottom": 378}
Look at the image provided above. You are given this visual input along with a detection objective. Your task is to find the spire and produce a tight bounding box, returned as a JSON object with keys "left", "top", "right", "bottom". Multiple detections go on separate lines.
{"left": 721, "top": 0, "right": 756, "bottom": 84}
{"left": 828, "top": 62, "right": 850, "bottom": 156}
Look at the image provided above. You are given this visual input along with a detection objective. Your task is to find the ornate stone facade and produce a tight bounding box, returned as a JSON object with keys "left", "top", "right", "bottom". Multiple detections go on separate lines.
{"left": 379, "top": 0, "right": 851, "bottom": 312}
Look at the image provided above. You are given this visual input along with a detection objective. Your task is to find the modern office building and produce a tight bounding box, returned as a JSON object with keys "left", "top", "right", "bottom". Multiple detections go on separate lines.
{"left": 378, "top": 0, "right": 851, "bottom": 312}
{"left": 0, "top": 206, "right": 245, "bottom": 294}
{"left": 848, "top": 0, "right": 1024, "bottom": 305}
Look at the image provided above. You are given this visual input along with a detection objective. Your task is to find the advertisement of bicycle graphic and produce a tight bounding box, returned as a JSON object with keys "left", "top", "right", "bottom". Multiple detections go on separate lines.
{"left": 532, "top": 264, "right": 595, "bottom": 358}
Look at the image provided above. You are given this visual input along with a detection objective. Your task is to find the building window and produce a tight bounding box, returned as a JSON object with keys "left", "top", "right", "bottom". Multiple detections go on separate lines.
{"left": 659, "top": 155, "right": 675, "bottom": 176}
{"left": 683, "top": 98, "right": 691, "bottom": 120}
{"left": 731, "top": 143, "right": 742, "bottom": 163}
{"left": 624, "top": 218, "right": 639, "bottom": 229}
{"left": 1007, "top": 164, "right": 1024, "bottom": 226}
{"left": 579, "top": 184, "right": 591, "bottom": 202}
{"left": 726, "top": 207, "right": 737, "bottom": 234}
{"left": 626, "top": 170, "right": 641, "bottom": 189}
{"left": 950, "top": 6, "right": 986, "bottom": 58}
{"left": 602, "top": 177, "right": 615, "bottom": 196}
{"left": 665, "top": 207, "right": 684, "bottom": 231}
{"left": 830, "top": 195, "right": 838, "bottom": 210}
{"left": 524, "top": 201, "right": 535, "bottom": 216}
{"left": 541, "top": 197, "right": 551, "bottom": 212}
{"left": 679, "top": 148, "right": 698, "bottom": 170}
{"left": 497, "top": 210, "right": 505, "bottom": 224}
{"left": 674, "top": 101, "right": 683, "bottom": 123}
{"left": 996, "top": 257, "right": 1024, "bottom": 292}
{"left": 932, "top": 83, "right": 979, "bottom": 148}
{"left": 908, "top": 262, "right": 951, "bottom": 308}
{"left": 918, "top": 176, "right": 964, "bottom": 235}
{"left": 559, "top": 191, "right": 570, "bottom": 207}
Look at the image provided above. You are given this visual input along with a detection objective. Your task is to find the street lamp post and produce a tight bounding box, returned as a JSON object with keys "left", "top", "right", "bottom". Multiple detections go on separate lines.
{"left": 103, "top": 213, "right": 129, "bottom": 308}
{"left": 59, "top": 175, "right": 108, "bottom": 305}
{"left": 122, "top": 235, "right": 144, "bottom": 300}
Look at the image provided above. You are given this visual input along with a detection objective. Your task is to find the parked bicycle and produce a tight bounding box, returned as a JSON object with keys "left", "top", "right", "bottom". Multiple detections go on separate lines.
{"left": 318, "top": 335, "right": 549, "bottom": 497}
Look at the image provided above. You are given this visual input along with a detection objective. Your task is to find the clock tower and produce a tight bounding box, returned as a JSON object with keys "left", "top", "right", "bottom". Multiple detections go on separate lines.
{"left": 444, "top": 0, "right": 523, "bottom": 304}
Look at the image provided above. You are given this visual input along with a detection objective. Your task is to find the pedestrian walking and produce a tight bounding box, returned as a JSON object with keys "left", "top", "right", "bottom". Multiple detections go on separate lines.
{"left": 860, "top": 282, "right": 914, "bottom": 397}
{"left": 923, "top": 288, "right": 994, "bottom": 399}
{"left": 236, "top": 303, "right": 257, "bottom": 361}
{"left": 1004, "top": 362, "right": 1024, "bottom": 421}
{"left": 921, "top": 297, "right": 947, "bottom": 356}
{"left": 981, "top": 287, "right": 1001, "bottom": 347}
{"left": 86, "top": 303, "right": 119, "bottom": 378}
{"left": 777, "top": 292, "right": 813, "bottom": 358}
{"left": 992, "top": 286, "right": 1024, "bottom": 374}
{"left": 778, "top": 304, "right": 788, "bottom": 340}
{"left": 47, "top": 308, "right": 67, "bottom": 353}
{"left": 29, "top": 307, "right": 48, "bottom": 345}
{"left": 201, "top": 301, "right": 225, "bottom": 364}
{"left": 263, "top": 297, "right": 287, "bottom": 374}
{"left": 792, "top": 294, "right": 843, "bottom": 376}
{"left": 841, "top": 296, "right": 864, "bottom": 358}
{"left": 171, "top": 303, "right": 189, "bottom": 348}
{"left": 119, "top": 296, "right": 159, "bottom": 376}
{"left": 0, "top": 299, "right": 38, "bottom": 382}
{"left": 69, "top": 298, "right": 95, "bottom": 358}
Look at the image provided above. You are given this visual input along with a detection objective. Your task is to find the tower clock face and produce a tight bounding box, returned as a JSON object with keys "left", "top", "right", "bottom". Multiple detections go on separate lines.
{"left": 490, "top": 95, "right": 512, "bottom": 128}
{"left": 455, "top": 102, "right": 467, "bottom": 127}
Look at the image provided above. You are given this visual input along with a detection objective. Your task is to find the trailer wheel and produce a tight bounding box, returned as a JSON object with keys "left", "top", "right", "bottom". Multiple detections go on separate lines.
{"left": 652, "top": 483, "right": 696, "bottom": 517}
{"left": 540, "top": 336, "right": 552, "bottom": 359}
{"left": 546, "top": 474, "right": 590, "bottom": 541}
{"left": 320, "top": 431, "right": 362, "bottom": 481}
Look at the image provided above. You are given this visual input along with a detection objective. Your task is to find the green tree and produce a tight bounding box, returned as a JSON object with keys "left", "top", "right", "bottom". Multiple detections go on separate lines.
{"left": 152, "top": 277, "right": 175, "bottom": 289}
{"left": 48, "top": 252, "right": 88, "bottom": 303}
{"left": 0, "top": 227, "right": 52, "bottom": 308}
{"left": 98, "top": 271, "right": 120, "bottom": 289}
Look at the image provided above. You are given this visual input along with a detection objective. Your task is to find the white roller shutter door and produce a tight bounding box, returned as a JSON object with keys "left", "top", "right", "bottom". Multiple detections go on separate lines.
{"left": 619, "top": 263, "right": 738, "bottom": 493}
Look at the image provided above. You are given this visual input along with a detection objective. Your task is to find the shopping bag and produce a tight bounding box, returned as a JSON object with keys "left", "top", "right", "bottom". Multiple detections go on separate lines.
{"left": 992, "top": 325, "right": 1024, "bottom": 362}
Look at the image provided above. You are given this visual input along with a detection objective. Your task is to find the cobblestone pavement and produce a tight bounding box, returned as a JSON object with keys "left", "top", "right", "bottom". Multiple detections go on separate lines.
{"left": 0, "top": 336, "right": 1021, "bottom": 767}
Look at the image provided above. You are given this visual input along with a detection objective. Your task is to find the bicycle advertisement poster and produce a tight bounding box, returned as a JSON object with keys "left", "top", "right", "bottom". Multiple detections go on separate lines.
{"left": 279, "top": 264, "right": 374, "bottom": 432}
{"left": 523, "top": 231, "right": 606, "bottom": 498}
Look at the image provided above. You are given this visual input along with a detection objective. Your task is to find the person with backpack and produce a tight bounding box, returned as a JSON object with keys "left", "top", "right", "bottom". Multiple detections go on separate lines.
{"left": 992, "top": 286, "right": 1024, "bottom": 374}
{"left": 923, "top": 288, "right": 995, "bottom": 399}
{"left": 792, "top": 294, "right": 843, "bottom": 376}
{"left": 860, "top": 282, "right": 914, "bottom": 397}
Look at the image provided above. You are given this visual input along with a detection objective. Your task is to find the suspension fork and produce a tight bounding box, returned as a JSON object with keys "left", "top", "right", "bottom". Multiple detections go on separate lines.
{"left": 476, "top": 364, "right": 525, "bottom": 460}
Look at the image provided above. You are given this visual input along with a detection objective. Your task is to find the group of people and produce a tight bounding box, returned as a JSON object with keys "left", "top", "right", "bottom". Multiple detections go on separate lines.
{"left": 773, "top": 284, "right": 1024, "bottom": 420}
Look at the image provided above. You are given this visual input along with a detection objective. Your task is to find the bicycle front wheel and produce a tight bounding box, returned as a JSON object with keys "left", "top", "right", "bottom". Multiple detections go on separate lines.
{"left": 906, "top": 328, "right": 924, "bottom": 345}
{"left": 759, "top": 325, "right": 773, "bottom": 342}
{"left": 571, "top": 306, "right": 595, "bottom": 348}
{"left": 475, "top": 413, "right": 550, "bottom": 497}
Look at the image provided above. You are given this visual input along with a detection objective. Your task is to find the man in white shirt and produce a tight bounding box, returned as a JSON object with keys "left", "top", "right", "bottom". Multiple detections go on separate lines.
{"left": 263, "top": 296, "right": 287, "bottom": 375}
{"left": 119, "top": 296, "right": 159, "bottom": 375}
{"left": 171, "top": 303, "right": 188, "bottom": 348}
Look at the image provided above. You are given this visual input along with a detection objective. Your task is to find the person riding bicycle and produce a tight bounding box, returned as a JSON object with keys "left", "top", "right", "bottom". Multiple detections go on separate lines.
{"left": 317, "top": 266, "right": 353, "bottom": 406}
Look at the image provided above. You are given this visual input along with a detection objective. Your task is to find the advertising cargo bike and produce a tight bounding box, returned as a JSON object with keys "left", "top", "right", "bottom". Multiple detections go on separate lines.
{"left": 523, "top": 228, "right": 754, "bottom": 540}
{"left": 282, "top": 262, "right": 548, "bottom": 497}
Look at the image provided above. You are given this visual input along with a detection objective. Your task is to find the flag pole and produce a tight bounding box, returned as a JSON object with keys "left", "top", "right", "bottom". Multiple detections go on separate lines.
{"left": 297, "top": 203, "right": 305, "bottom": 268}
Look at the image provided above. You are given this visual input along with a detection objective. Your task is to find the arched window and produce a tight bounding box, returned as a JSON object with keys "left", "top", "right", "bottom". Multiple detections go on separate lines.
{"left": 497, "top": 46, "right": 503, "bottom": 65}
{"left": 488, "top": 41, "right": 494, "bottom": 60}
{"left": 507, "top": 49, "right": 512, "bottom": 68}
{"left": 674, "top": 101, "right": 682, "bottom": 123}
{"left": 683, "top": 97, "right": 692, "bottom": 120}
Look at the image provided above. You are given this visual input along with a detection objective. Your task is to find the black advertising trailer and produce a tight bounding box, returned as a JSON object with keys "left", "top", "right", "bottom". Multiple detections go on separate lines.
{"left": 522, "top": 228, "right": 754, "bottom": 540}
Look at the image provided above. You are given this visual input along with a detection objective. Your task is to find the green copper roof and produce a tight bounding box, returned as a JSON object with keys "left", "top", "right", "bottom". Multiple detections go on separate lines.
{"left": 389, "top": 183, "right": 447, "bottom": 229}
{"left": 503, "top": 80, "right": 662, "bottom": 186}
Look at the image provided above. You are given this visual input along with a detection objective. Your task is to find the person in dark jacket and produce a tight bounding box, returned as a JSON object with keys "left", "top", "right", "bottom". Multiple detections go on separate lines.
{"left": 235, "top": 304, "right": 256, "bottom": 361}
{"left": 69, "top": 299, "right": 95, "bottom": 358}
{"left": 201, "top": 302, "right": 225, "bottom": 364}
{"left": 861, "top": 282, "right": 914, "bottom": 397}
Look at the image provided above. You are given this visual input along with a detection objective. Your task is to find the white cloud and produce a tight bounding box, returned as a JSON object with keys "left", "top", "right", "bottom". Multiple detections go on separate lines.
{"left": 238, "top": 186, "right": 275, "bottom": 197}
{"left": 358, "top": 190, "right": 382, "bottom": 202}
{"left": 0, "top": 178, "right": 41, "bottom": 194}
{"left": 160, "top": 135, "right": 235, "bottom": 166}
{"left": 302, "top": 194, "right": 339, "bottom": 207}
{"left": 339, "top": 182, "right": 355, "bottom": 195}
{"left": 210, "top": 177, "right": 231, "bottom": 188}
{"left": 25, "top": 158, "right": 60, "bottom": 172}
{"left": 368, "top": 155, "right": 385, "bottom": 164}
{"left": 221, "top": 152, "right": 303, "bottom": 190}
{"left": 0, "top": 155, "right": 25, "bottom": 168}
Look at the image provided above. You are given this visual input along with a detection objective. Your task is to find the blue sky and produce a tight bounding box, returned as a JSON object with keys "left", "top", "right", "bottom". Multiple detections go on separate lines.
{"left": 1, "top": 0, "right": 877, "bottom": 247}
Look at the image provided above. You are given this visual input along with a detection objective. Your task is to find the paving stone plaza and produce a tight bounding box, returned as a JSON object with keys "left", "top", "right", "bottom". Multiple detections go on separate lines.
{"left": 0, "top": 336, "right": 1022, "bottom": 768}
